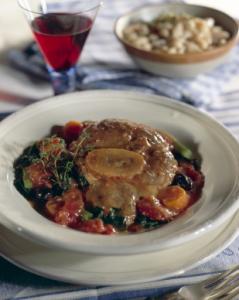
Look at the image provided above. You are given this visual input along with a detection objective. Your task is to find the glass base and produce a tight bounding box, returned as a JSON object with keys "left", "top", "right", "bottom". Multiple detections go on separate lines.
{"left": 48, "top": 66, "right": 76, "bottom": 95}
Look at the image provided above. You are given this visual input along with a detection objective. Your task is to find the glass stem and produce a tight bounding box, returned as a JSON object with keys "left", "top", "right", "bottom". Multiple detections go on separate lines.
{"left": 48, "top": 67, "right": 77, "bottom": 95}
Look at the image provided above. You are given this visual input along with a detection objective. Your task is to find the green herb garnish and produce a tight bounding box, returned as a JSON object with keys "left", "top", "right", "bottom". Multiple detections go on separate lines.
{"left": 51, "top": 154, "right": 74, "bottom": 192}
{"left": 72, "top": 129, "right": 91, "bottom": 159}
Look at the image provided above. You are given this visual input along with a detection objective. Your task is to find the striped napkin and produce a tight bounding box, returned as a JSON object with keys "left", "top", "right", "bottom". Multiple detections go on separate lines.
{"left": 9, "top": 43, "right": 239, "bottom": 108}
{"left": 1, "top": 0, "right": 239, "bottom": 299}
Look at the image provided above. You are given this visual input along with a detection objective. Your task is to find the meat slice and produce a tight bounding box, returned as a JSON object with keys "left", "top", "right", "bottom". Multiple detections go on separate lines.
{"left": 85, "top": 148, "right": 145, "bottom": 179}
{"left": 86, "top": 179, "right": 138, "bottom": 225}
{"left": 70, "top": 119, "right": 177, "bottom": 223}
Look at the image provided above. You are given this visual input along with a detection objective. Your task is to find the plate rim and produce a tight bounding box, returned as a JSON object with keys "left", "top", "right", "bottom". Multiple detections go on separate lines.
{"left": 0, "top": 208, "right": 239, "bottom": 285}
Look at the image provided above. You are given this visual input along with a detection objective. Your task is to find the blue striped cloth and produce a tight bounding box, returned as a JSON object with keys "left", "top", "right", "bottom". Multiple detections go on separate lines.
{"left": 8, "top": 42, "right": 239, "bottom": 107}
{"left": 1, "top": 0, "right": 239, "bottom": 299}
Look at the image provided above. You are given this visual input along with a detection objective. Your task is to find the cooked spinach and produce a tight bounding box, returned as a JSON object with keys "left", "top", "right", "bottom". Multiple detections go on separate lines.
{"left": 31, "top": 188, "right": 52, "bottom": 209}
{"left": 135, "top": 214, "right": 163, "bottom": 229}
{"left": 14, "top": 143, "right": 40, "bottom": 169}
{"left": 73, "top": 168, "right": 89, "bottom": 191}
{"left": 14, "top": 143, "right": 40, "bottom": 197}
{"left": 89, "top": 206, "right": 105, "bottom": 219}
{"left": 104, "top": 208, "right": 126, "bottom": 229}
{"left": 88, "top": 206, "right": 126, "bottom": 229}
{"left": 14, "top": 141, "right": 75, "bottom": 198}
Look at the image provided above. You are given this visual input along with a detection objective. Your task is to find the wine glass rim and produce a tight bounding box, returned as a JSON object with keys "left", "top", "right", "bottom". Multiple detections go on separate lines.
{"left": 17, "top": 0, "right": 103, "bottom": 16}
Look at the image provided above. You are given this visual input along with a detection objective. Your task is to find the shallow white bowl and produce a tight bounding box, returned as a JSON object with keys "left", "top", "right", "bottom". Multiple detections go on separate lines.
{"left": 115, "top": 3, "right": 238, "bottom": 78}
{"left": 0, "top": 90, "right": 239, "bottom": 255}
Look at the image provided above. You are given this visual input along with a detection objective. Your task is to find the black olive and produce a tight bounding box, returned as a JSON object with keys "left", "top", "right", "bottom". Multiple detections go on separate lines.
{"left": 172, "top": 173, "right": 193, "bottom": 191}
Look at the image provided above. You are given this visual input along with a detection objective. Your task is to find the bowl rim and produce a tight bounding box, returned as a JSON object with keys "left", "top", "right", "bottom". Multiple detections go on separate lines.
{"left": 114, "top": 2, "right": 239, "bottom": 64}
{"left": 1, "top": 90, "right": 239, "bottom": 255}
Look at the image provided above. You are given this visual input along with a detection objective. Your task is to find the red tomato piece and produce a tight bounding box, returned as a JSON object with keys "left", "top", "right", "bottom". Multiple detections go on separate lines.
{"left": 54, "top": 188, "right": 84, "bottom": 226}
{"left": 55, "top": 210, "right": 78, "bottom": 226}
{"left": 63, "top": 121, "right": 84, "bottom": 144}
{"left": 78, "top": 218, "right": 106, "bottom": 234}
{"left": 45, "top": 196, "right": 63, "bottom": 218}
{"left": 137, "top": 197, "right": 175, "bottom": 221}
{"left": 103, "top": 224, "right": 117, "bottom": 235}
{"left": 25, "top": 162, "right": 52, "bottom": 189}
{"left": 127, "top": 223, "right": 143, "bottom": 233}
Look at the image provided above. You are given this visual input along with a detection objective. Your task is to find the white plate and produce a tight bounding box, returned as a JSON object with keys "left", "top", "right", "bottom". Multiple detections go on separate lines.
{"left": 0, "top": 210, "right": 239, "bottom": 285}
{"left": 0, "top": 90, "right": 239, "bottom": 255}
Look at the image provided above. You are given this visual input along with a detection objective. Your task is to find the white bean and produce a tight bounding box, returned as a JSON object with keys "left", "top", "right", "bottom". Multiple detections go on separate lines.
{"left": 219, "top": 38, "right": 227, "bottom": 45}
{"left": 171, "top": 38, "right": 185, "bottom": 49}
{"left": 124, "top": 32, "right": 139, "bottom": 43}
{"left": 186, "top": 41, "right": 201, "bottom": 53}
{"left": 152, "top": 38, "right": 167, "bottom": 49}
{"left": 123, "top": 13, "right": 230, "bottom": 54}
{"left": 172, "top": 22, "right": 184, "bottom": 39}
{"left": 168, "top": 47, "right": 177, "bottom": 54}
{"left": 206, "top": 18, "right": 215, "bottom": 28}
{"left": 134, "top": 37, "right": 152, "bottom": 50}
{"left": 159, "top": 28, "right": 170, "bottom": 38}
{"left": 148, "top": 34, "right": 159, "bottom": 42}
{"left": 162, "top": 45, "right": 169, "bottom": 52}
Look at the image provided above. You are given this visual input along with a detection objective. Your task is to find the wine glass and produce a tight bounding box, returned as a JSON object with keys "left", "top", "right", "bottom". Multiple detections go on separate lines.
{"left": 18, "top": 0, "right": 102, "bottom": 95}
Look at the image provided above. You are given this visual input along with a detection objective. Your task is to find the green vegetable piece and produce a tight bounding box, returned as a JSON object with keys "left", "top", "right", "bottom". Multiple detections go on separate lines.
{"left": 174, "top": 139, "right": 193, "bottom": 160}
{"left": 160, "top": 131, "right": 193, "bottom": 160}
{"left": 22, "top": 169, "right": 32, "bottom": 190}
{"left": 81, "top": 210, "right": 94, "bottom": 221}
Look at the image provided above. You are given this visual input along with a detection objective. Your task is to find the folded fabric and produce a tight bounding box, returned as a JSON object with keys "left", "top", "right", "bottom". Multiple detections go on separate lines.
{"left": 8, "top": 42, "right": 239, "bottom": 108}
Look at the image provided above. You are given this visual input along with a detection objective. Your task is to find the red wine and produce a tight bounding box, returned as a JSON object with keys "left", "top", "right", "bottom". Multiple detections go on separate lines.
{"left": 32, "top": 13, "right": 92, "bottom": 71}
